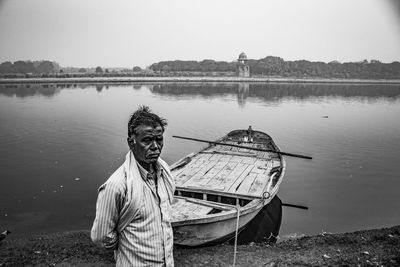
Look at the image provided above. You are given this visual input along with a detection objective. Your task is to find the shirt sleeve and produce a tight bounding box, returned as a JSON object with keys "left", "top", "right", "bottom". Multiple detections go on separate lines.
{"left": 91, "top": 182, "right": 121, "bottom": 250}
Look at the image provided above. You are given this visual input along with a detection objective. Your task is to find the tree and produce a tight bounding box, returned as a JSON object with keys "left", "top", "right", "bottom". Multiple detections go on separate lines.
{"left": 161, "top": 65, "right": 170, "bottom": 72}
{"left": 95, "top": 66, "right": 103, "bottom": 73}
{"left": 0, "top": 61, "right": 16, "bottom": 73}
{"left": 36, "top": 61, "right": 56, "bottom": 73}
{"left": 78, "top": 68, "right": 87, "bottom": 73}
{"left": 370, "top": 59, "right": 381, "bottom": 64}
{"left": 14, "top": 61, "right": 36, "bottom": 73}
{"left": 133, "top": 66, "right": 142, "bottom": 72}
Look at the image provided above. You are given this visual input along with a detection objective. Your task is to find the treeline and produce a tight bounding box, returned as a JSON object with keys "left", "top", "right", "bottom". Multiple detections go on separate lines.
{"left": 0, "top": 60, "right": 61, "bottom": 74}
{"left": 0, "top": 60, "right": 147, "bottom": 78}
{"left": 150, "top": 60, "right": 235, "bottom": 72}
{"left": 150, "top": 56, "right": 400, "bottom": 79}
{"left": 2, "top": 57, "right": 400, "bottom": 79}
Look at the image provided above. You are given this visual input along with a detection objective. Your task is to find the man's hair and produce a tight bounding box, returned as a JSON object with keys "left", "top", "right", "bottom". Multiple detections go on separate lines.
{"left": 128, "top": 106, "right": 167, "bottom": 137}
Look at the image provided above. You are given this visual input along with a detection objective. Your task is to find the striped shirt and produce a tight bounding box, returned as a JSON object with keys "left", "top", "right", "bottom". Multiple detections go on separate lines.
{"left": 92, "top": 156, "right": 174, "bottom": 267}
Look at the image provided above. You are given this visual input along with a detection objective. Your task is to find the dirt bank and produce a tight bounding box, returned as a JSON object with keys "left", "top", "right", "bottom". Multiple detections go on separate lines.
{"left": 1, "top": 225, "right": 399, "bottom": 266}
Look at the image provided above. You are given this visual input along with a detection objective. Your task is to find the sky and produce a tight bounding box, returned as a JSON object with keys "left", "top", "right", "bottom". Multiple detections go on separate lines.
{"left": 0, "top": 0, "right": 399, "bottom": 68}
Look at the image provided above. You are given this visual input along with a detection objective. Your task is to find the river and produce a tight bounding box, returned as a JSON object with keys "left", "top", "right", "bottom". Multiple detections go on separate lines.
{"left": 0, "top": 82, "right": 399, "bottom": 239}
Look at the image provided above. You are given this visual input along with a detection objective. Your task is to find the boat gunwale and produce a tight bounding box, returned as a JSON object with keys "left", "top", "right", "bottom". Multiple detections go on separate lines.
{"left": 175, "top": 186, "right": 264, "bottom": 201}
{"left": 171, "top": 198, "right": 265, "bottom": 226}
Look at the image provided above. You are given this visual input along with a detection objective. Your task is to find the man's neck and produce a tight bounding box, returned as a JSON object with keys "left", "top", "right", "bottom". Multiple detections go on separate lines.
{"left": 136, "top": 160, "right": 154, "bottom": 173}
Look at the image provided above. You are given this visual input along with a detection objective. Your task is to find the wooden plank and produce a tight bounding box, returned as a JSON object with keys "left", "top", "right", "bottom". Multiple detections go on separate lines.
{"left": 227, "top": 164, "right": 254, "bottom": 193}
{"left": 199, "top": 161, "right": 229, "bottom": 185}
{"left": 174, "top": 152, "right": 220, "bottom": 186}
{"left": 229, "top": 155, "right": 244, "bottom": 163}
{"left": 184, "top": 154, "right": 234, "bottom": 187}
{"left": 175, "top": 161, "right": 203, "bottom": 186}
{"left": 208, "top": 153, "right": 224, "bottom": 162}
{"left": 182, "top": 160, "right": 220, "bottom": 187}
{"left": 257, "top": 151, "right": 270, "bottom": 159}
{"left": 191, "top": 204, "right": 215, "bottom": 216}
{"left": 175, "top": 173, "right": 194, "bottom": 186}
{"left": 175, "top": 186, "right": 262, "bottom": 201}
{"left": 218, "top": 154, "right": 232, "bottom": 162}
{"left": 230, "top": 146, "right": 239, "bottom": 152}
{"left": 241, "top": 157, "right": 257, "bottom": 165}
{"left": 255, "top": 143, "right": 268, "bottom": 158}
{"left": 215, "top": 144, "right": 231, "bottom": 151}
{"left": 171, "top": 199, "right": 214, "bottom": 221}
{"left": 250, "top": 160, "right": 270, "bottom": 174}
{"left": 191, "top": 153, "right": 214, "bottom": 165}
{"left": 219, "top": 163, "right": 248, "bottom": 191}
{"left": 200, "top": 150, "right": 258, "bottom": 158}
{"left": 206, "top": 162, "right": 238, "bottom": 190}
{"left": 237, "top": 146, "right": 250, "bottom": 153}
{"left": 235, "top": 172, "right": 258, "bottom": 194}
{"left": 182, "top": 197, "right": 235, "bottom": 211}
{"left": 248, "top": 173, "right": 269, "bottom": 196}
{"left": 272, "top": 159, "right": 281, "bottom": 168}
{"left": 172, "top": 154, "right": 204, "bottom": 176}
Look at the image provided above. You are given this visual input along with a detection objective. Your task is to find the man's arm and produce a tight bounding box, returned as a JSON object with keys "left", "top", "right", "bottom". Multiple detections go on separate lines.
{"left": 91, "top": 183, "right": 121, "bottom": 250}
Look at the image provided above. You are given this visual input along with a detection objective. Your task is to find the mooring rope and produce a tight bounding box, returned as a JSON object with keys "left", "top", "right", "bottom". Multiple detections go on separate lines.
{"left": 232, "top": 201, "right": 240, "bottom": 267}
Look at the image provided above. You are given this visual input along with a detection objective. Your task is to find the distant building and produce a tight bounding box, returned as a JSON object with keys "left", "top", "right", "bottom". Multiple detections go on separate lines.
{"left": 237, "top": 52, "right": 250, "bottom": 77}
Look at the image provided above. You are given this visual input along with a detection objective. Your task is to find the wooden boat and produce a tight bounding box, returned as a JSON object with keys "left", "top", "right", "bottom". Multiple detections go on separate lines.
{"left": 170, "top": 127, "right": 286, "bottom": 246}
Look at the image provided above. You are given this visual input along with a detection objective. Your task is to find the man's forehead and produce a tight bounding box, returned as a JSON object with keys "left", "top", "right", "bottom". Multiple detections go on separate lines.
{"left": 134, "top": 125, "right": 163, "bottom": 135}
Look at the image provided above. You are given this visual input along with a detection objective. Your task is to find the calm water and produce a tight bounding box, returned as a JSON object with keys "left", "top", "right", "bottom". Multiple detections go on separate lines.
{"left": 0, "top": 82, "right": 399, "bottom": 240}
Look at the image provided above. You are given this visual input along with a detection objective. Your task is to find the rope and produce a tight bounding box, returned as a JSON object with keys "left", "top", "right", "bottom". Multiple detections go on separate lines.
{"left": 232, "top": 201, "right": 240, "bottom": 267}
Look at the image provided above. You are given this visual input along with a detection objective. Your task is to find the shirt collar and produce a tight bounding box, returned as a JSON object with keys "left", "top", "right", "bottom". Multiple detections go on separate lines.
{"left": 136, "top": 160, "right": 162, "bottom": 181}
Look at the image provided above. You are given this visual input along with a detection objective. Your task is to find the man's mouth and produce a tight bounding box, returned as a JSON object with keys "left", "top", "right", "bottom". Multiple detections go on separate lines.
{"left": 147, "top": 154, "right": 160, "bottom": 159}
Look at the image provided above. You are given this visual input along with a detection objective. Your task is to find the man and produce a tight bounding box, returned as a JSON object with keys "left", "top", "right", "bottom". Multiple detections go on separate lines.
{"left": 91, "top": 106, "right": 175, "bottom": 266}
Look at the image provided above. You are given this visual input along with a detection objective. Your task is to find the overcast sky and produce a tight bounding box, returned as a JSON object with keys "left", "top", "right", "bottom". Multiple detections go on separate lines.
{"left": 0, "top": 0, "right": 399, "bottom": 68}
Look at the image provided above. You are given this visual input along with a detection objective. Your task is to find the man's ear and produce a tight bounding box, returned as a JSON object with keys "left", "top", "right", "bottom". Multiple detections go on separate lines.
{"left": 127, "top": 137, "right": 136, "bottom": 148}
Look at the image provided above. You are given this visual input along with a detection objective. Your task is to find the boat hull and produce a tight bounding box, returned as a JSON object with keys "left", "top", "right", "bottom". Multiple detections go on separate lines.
{"left": 236, "top": 195, "right": 282, "bottom": 244}
{"left": 173, "top": 195, "right": 282, "bottom": 246}
{"left": 173, "top": 203, "right": 260, "bottom": 246}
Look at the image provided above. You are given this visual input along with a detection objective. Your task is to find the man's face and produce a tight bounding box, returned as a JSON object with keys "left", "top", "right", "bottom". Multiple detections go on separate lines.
{"left": 129, "top": 124, "right": 164, "bottom": 167}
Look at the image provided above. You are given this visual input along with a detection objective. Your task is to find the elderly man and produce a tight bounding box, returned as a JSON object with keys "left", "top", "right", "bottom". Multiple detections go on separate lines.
{"left": 91, "top": 106, "right": 175, "bottom": 266}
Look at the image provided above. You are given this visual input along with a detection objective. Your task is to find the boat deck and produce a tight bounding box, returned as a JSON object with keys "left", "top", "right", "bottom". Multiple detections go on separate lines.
{"left": 172, "top": 139, "right": 282, "bottom": 199}
{"left": 170, "top": 129, "right": 285, "bottom": 246}
{"left": 171, "top": 196, "right": 236, "bottom": 221}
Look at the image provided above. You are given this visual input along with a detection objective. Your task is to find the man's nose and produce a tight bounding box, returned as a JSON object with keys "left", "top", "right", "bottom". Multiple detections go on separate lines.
{"left": 150, "top": 140, "right": 158, "bottom": 149}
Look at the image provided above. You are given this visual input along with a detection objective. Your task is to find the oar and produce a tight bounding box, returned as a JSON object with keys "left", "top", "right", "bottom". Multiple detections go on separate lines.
{"left": 172, "top": 135, "right": 312, "bottom": 160}
{"left": 282, "top": 203, "right": 309, "bottom": 210}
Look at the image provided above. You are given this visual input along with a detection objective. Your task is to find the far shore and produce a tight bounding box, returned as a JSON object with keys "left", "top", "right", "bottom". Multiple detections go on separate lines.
{"left": 1, "top": 225, "right": 399, "bottom": 266}
{"left": 1, "top": 76, "right": 400, "bottom": 85}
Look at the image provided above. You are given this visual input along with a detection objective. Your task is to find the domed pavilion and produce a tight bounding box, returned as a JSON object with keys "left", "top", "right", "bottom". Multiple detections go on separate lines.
{"left": 237, "top": 52, "right": 250, "bottom": 77}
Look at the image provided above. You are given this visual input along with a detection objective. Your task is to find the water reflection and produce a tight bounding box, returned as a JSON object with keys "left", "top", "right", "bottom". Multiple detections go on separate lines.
{"left": 0, "top": 84, "right": 62, "bottom": 98}
{"left": 95, "top": 85, "right": 104, "bottom": 92}
{"left": 237, "top": 83, "right": 249, "bottom": 107}
{"left": 1, "top": 83, "right": 400, "bottom": 104}
{"left": 150, "top": 83, "right": 400, "bottom": 104}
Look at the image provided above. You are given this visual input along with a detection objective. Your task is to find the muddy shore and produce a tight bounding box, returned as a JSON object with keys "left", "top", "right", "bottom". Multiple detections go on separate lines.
{"left": 1, "top": 225, "right": 399, "bottom": 266}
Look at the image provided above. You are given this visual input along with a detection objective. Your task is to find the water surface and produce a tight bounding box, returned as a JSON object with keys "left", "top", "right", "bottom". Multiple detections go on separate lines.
{"left": 0, "top": 82, "right": 399, "bottom": 239}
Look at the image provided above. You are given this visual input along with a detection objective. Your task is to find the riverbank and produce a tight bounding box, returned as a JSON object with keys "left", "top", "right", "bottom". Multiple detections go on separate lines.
{"left": 1, "top": 76, "right": 400, "bottom": 84}
{"left": 1, "top": 225, "right": 399, "bottom": 266}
